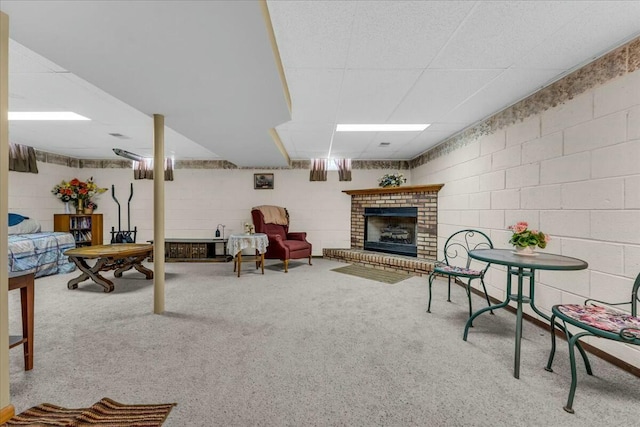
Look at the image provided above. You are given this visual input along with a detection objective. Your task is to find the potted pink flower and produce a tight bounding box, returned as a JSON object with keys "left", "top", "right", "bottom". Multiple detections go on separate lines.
{"left": 508, "top": 221, "right": 550, "bottom": 255}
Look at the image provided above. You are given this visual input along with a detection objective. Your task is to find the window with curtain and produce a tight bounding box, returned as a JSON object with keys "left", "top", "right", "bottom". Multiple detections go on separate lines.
{"left": 9, "top": 143, "right": 38, "bottom": 173}
{"left": 133, "top": 157, "right": 174, "bottom": 181}
{"left": 309, "top": 158, "right": 327, "bottom": 181}
{"left": 335, "top": 158, "right": 352, "bottom": 181}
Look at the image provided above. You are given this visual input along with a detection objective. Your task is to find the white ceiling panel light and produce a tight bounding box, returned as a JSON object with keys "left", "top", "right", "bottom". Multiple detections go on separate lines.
{"left": 8, "top": 111, "right": 90, "bottom": 121}
{"left": 336, "top": 124, "right": 429, "bottom": 132}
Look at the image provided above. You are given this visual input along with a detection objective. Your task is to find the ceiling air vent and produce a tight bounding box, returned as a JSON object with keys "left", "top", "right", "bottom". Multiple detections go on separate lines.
{"left": 379, "top": 142, "right": 391, "bottom": 147}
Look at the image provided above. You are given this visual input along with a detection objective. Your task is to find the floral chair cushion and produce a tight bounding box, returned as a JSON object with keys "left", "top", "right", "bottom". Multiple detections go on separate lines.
{"left": 556, "top": 304, "right": 640, "bottom": 339}
{"left": 435, "top": 264, "right": 482, "bottom": 277}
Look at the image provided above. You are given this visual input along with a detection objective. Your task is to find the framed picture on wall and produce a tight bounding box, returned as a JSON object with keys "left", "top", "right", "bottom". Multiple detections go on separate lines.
{"left": 254, "top": 173, "right": 274, "bottom": 189}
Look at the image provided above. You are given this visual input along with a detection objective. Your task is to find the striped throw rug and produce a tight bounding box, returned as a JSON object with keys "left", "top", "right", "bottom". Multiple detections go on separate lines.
{"left": 3, "top": 397, "right": 176, "bottom": 426}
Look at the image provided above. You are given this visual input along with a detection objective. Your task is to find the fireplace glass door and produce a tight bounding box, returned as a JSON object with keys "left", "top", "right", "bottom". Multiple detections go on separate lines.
{"left": 364, "top": 207, "right": 417, "bottom": 257}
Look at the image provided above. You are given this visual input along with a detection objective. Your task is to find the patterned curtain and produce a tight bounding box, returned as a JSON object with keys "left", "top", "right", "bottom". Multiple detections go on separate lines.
{"left": 335, "top": 158, "right": 352, "bottom": 181}
{"left": 134, "top": 158, "right": 174, "bottom": 181}
{"left": 9, "top": 143, "right": 38, "bottom": 173}
{"left": 309, "top": 158, "right": 327, "bottom": 181}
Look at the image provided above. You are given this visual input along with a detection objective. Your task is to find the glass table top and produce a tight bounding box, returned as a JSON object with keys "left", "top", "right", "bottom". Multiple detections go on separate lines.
{"left": 468, "top": 248, "right": 588, "bottom": 271}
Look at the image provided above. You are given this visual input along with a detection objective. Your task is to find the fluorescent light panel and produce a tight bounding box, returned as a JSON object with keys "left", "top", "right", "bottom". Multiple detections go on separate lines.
{"left": 336, "top": 124, "right": 429, "bottom": 132}
{"left": 8, "top": 111, "right": 90, "bottom": 121}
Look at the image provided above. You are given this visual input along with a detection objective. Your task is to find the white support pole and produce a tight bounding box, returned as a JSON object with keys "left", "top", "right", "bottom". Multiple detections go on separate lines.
{"left": 0, "top": 11, "right": 15, "bottom": 422}
{"left": 153, "top": 114, "right": 165, "bottom": 314}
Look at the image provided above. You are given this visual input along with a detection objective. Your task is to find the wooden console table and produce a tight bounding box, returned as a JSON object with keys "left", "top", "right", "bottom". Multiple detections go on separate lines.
{"left": 64, "top": 243, "right": 154, "bottom": 293}
{"left": 148, "top": 238, "right": 232, "bottom": 262}
{"left": 9, "top": 271, "right": 35, "bottom": 371}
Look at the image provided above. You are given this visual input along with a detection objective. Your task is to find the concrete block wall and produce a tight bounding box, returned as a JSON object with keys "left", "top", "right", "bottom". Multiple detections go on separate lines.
{"left": 412, "top": 64, "right": 640, "bottom": 367}
{"left": 9, "top": 165, "right": 396, "bottom": 257}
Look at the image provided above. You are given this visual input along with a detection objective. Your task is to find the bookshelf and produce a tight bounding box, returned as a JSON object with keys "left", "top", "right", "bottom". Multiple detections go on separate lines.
{"left": 53, "top": 214, "right": 103, "bottom": 247}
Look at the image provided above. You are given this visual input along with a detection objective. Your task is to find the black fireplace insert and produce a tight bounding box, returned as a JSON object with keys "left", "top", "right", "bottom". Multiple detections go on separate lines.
{"left": 364, "top": 207, "right": 417, "bottom": 257}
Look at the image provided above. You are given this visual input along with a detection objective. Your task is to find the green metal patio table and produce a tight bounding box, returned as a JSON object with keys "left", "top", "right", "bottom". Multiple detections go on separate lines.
{"left": 464, "top": 248, "right": 588, "bottom": 379}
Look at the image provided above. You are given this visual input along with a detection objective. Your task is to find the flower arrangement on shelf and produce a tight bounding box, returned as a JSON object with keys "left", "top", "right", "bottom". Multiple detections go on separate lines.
{"left": 244, "top": 222, "right": 255, "bottom": 235}
{"left": 508, "top": 221, "right": 550, "bottom": 250}
{"left": 51, "top": 177, "right": 107, "bottom": 210}
{"left": 378, "top": 172, "right": 407, "bottom": 188}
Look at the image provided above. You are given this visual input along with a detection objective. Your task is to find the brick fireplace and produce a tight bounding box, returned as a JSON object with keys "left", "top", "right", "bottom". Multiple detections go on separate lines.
{"left": 323, "top": 184, "right": 443, "bottom": 276}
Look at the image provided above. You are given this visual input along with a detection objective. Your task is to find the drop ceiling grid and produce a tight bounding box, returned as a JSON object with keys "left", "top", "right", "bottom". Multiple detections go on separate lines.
{"left": 266, "top": 0, "right": 356, "bottom": 69}
{"left": 335, "top": 69, "right": 422, "bottom": 123}
{"left": 281, "top": 126, "right": 335, "bottom": 159}
{"left": 360, "top": 130, "right": 424, "bottom": 160}
{"left": 3, "top": 1, "right": 640, "bottom": 166}
{"left": 513, "top": 3, "right": 640, "bottom": 70}
{"left": 392, "top": 133, "right": 455, "bottom": 159}
{"left": 387, "top": 69, "right": 503, "bottom": 124}
{"left": 443, "top": 67, "right": 565, "bottom": 124}
{"left": 428, "top": 1, "right": 585, "bottom": 70}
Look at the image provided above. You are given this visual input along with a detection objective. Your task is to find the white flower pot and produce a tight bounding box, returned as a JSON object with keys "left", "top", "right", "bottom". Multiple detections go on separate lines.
{"left": 515, "top": 245, "right": 537, "bottom": 256}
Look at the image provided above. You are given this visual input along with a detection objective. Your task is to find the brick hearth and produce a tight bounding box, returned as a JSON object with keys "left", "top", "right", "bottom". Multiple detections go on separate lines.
{"left": 323, "top": 184, "right": 443, "bottom": 276}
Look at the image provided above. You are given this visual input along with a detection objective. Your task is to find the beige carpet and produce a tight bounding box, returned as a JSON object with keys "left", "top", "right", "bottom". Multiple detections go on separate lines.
{"left": 331, "top": 264, "right": 411, "bottom": 284}
{"left": 7, "top": 259, "right": 640, "bottom": 426}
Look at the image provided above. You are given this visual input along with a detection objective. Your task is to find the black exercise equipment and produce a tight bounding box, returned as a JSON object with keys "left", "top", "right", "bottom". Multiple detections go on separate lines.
{"left": 110, "top": 183, "right": 137, "bottom": 243}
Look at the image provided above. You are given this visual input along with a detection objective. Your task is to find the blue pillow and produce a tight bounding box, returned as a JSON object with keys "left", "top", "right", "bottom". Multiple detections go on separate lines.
{"left": 8, "top": 213, "right": 28, "bottom": 227}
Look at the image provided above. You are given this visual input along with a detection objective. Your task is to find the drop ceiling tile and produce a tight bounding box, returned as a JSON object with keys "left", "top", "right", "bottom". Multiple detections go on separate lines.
{"left": 430, "top": 1, "right": 585, "bottom": 69}
{"left": 371, "top": 131, "right": 422, "bottom": 146}
{"left": 407, "top": 131, "right": 459, "bottom": 153}
{"left": 388, "top": 69, "right": 502, "bottom": 123}
{"left": 5, "top": 1, "right": 640, "bottom": 166}
{"left": 267, "top": 0, "right": 357, "bottom": 69}
{"left": 346, "top": 1, "right": 472, "bottom": 69}
{"left": 426, "top": 123, "right": 467, "bottom": 133}
{"left": 331, "top": 132, "right": 377, "bottom": 157}
{"left": 444, "top": 68, "right": 563, "bottom": 123}
{"left": 332, "top": 132, "right": 377, "bottom": 146}
{"left": 285, "top": 126, "right": 335, "bottom": 159}
{"left": 336, "top": 69, "right": 422, "bottom": 123}
{"left": 514, "top": 3, "right": 640, "bottom": 70}
{"left": 328, "top": 150, "right": 363, "bottom": 159}
{"left": 294, "top": 149, "right": 334, "bottom": 159}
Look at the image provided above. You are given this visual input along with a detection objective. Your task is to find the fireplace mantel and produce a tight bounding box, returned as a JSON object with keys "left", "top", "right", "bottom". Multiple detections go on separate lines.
{"left": 343, "top": 184, "right": 444, "bottom": 196}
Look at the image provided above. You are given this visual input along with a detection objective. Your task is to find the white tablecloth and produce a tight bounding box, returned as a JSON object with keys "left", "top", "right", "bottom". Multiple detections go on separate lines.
{"left": 227, "top": 233, "right": 269, "bottom": 256}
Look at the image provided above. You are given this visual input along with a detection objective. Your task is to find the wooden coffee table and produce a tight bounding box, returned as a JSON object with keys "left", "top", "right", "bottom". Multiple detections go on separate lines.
{"left": 64, "top": 243, "right": 154, "bottom": 292}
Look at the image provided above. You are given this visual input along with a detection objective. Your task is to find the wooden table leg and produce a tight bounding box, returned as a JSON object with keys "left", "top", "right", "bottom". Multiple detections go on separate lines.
{"left": 132, "top": 259, "right": 154, "bottom": 279}
{"left": 236, "top": 252, "right": 242, "bottom": 277}
{"left": 114, "top": 254, "right": 153, "bottom": 279}
{"left": 9, "top": 273, "right": 35, "bottom": 371}
{"left": 20, "top": 280, "right": 34, "bottom": 370}
{"left": 67, "top": 257, "right": 114, "bottom": 292}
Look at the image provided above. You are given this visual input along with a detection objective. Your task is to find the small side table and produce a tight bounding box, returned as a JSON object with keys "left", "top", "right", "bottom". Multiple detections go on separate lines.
{"left": 9, "top": 271, "right": 35, "bottom": 371}
{"left": 227, "top": 233, "right": 269, "bottom": 277}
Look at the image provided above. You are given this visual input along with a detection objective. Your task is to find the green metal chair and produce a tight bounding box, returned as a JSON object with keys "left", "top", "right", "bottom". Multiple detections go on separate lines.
{"left": 427, "top": 229, "right": 494, "bottom": 319}
{"left": 545, "top": 272, "right": 640, "bottom": 413}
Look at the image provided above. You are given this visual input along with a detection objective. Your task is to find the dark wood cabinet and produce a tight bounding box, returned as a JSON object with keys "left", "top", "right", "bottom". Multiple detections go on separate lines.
{"left": 54, "top": 214, "right": 103, "bottom": 247}
{"left": 148, "top": 238, "right": 231, "bottom": 262}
